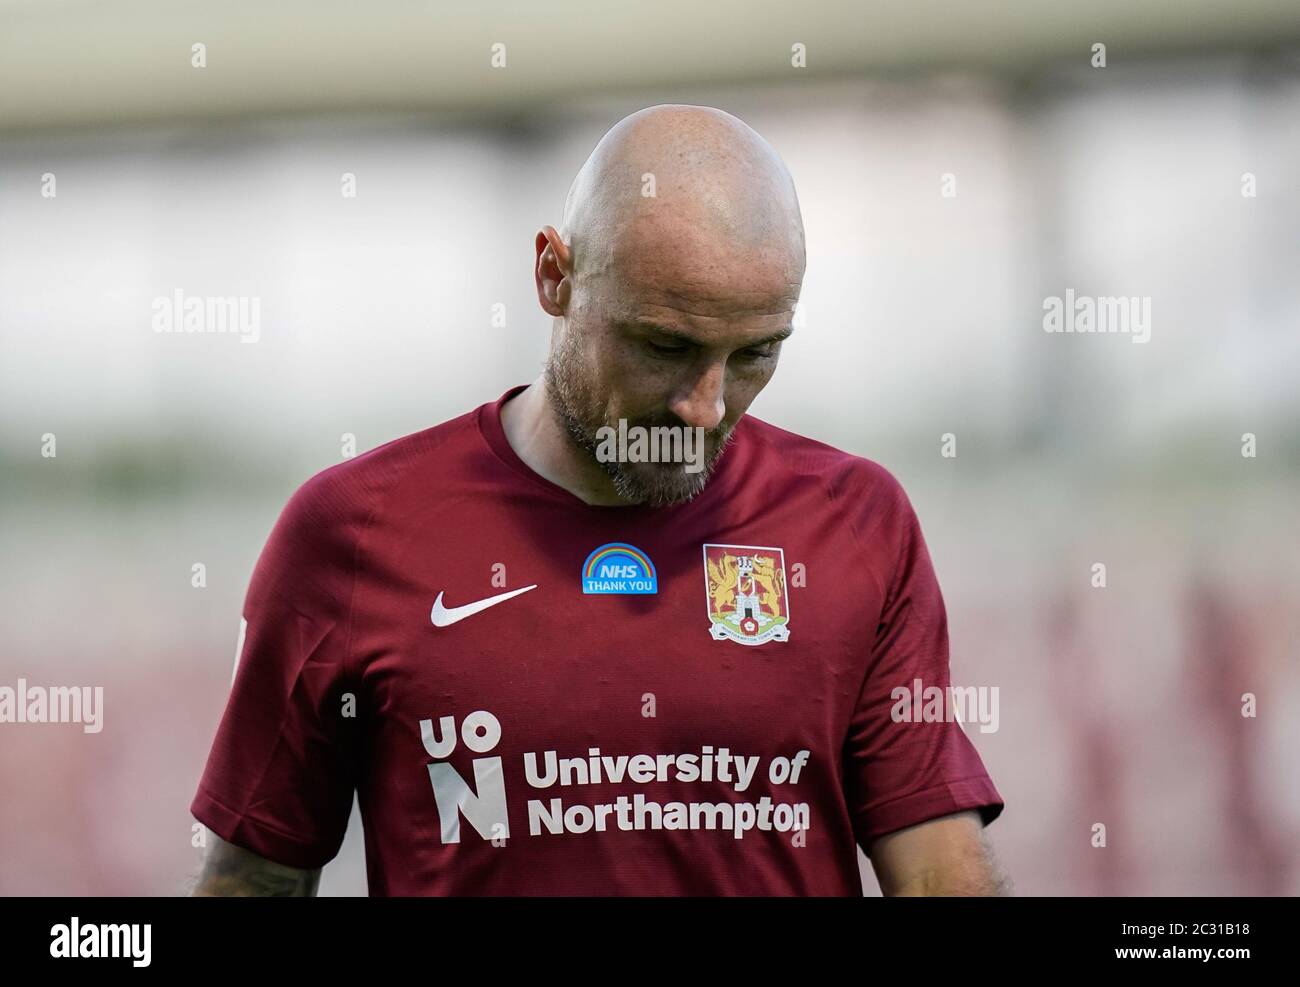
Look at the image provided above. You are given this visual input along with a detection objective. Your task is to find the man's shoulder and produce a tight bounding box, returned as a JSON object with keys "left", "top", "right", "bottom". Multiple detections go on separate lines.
{"left": 272, "top": 403, "right": 486, "bottom": 539}
{"left": 739, "top": 414, "right": 911, "bottom": 508}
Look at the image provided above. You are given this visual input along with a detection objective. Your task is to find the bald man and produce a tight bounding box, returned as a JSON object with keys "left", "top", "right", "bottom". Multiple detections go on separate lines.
{"left": 189, "top": 104, "right": 1008, "bottom": 897}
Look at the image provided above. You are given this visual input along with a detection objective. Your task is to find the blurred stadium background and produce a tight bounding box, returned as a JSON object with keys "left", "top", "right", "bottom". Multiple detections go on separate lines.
{"left": 1, "top": 1, "right": 1298, "bottom": 895}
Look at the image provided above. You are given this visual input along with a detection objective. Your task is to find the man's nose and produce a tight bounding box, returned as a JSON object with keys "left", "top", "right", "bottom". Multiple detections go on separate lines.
{"left": 667, "top": 360, "right": 726, "bottom": 431}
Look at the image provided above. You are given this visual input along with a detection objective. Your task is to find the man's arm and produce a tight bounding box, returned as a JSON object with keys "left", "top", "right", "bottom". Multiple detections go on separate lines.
{"left": 866, "top": 809, "right": 1011, "bottom": 896}
{"left": 188, "top": 832, "right": 321, "bottom": 897}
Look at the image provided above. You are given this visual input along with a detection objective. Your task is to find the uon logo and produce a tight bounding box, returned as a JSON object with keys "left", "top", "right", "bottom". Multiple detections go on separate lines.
{"left": 703, "top": 544, "right": 790, "bottom": 645}
{"left": 420, "top": 710, "right": 509, "bottom": 844}
{"left": 582, "top": 542, "right": 658, "bottom": 594}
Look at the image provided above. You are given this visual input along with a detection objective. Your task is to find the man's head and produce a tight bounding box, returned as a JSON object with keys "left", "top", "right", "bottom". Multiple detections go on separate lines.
{"left": 535, "top": 104, "right": 806, "bottom": 506}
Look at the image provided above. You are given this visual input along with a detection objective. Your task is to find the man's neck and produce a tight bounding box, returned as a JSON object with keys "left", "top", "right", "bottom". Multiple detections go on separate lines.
{"left": 498, "top": 376, "right": 631, "bottom": 507}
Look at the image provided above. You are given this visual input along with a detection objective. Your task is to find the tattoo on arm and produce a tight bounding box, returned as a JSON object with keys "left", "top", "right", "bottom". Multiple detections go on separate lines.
{"left": 189, "top": 833, "right": 321, "bottom": 897}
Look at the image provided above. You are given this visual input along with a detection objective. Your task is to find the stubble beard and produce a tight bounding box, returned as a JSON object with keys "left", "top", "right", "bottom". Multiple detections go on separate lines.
{"left": 543, "top": 347, "right": 735, "bottom": 507}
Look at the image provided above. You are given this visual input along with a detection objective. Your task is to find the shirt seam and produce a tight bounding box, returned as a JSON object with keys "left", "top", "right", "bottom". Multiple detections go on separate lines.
{"left": 342, "top": 453, "right": 429, "bottom": 686}
{"left": 817, "top": 461, "right": 903, "bottom": 726}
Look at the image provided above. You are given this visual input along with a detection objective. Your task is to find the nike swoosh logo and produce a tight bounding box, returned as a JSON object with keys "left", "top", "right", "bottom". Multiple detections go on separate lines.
{"left": 430, "top": 585, "right": 538, "bottom": 627}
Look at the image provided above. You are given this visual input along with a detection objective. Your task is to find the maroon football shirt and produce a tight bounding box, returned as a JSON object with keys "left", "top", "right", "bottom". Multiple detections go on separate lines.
{"left": 191, "top": 385, "right": 1003, "bottom": 895}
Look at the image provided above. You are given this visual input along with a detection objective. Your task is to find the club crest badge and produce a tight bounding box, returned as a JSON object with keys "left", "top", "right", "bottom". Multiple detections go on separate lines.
{"left": 702, "top": 544, "right": 790, "bottom": 645}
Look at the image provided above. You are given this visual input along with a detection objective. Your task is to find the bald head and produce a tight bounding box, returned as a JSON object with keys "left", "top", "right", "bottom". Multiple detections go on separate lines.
{"left": 534, "top": 104, "right": 805, "bottom": 506}
{"left": 560, "top": 104, "right": 805, "bottom": 285}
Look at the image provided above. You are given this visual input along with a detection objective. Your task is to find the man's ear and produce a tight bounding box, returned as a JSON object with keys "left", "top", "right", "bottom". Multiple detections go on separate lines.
{"left": 535, "top": 225, "right": 572, "bottom": 316}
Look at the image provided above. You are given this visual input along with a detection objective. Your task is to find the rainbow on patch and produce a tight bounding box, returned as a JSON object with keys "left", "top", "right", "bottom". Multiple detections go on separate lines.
{"left": 581, "top": 542, "right": 658, "bottom": 595}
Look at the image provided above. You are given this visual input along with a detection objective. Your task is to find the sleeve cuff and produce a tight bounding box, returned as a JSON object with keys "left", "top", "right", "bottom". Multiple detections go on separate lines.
{"left": 191, "top": 787, "right": 340, "bottom": 871}
{"left": 853, "top": 775, "right": 1004, "bottom": 845}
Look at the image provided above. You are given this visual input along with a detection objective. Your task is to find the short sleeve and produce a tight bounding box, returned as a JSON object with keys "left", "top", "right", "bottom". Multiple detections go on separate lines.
{"left": 843, "top": 481, "right": 1004, "bottom": 848}
{"left": 190, "top": 474, "right": 361, "bottom": 870}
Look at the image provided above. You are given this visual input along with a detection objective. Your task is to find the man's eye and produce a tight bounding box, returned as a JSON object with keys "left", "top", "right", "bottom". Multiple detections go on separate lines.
{"left": 646, "top": 340, "right": 689, "bottom": 356}
{"left": 738, "top": 347, "right": 777, "bottom": 361}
